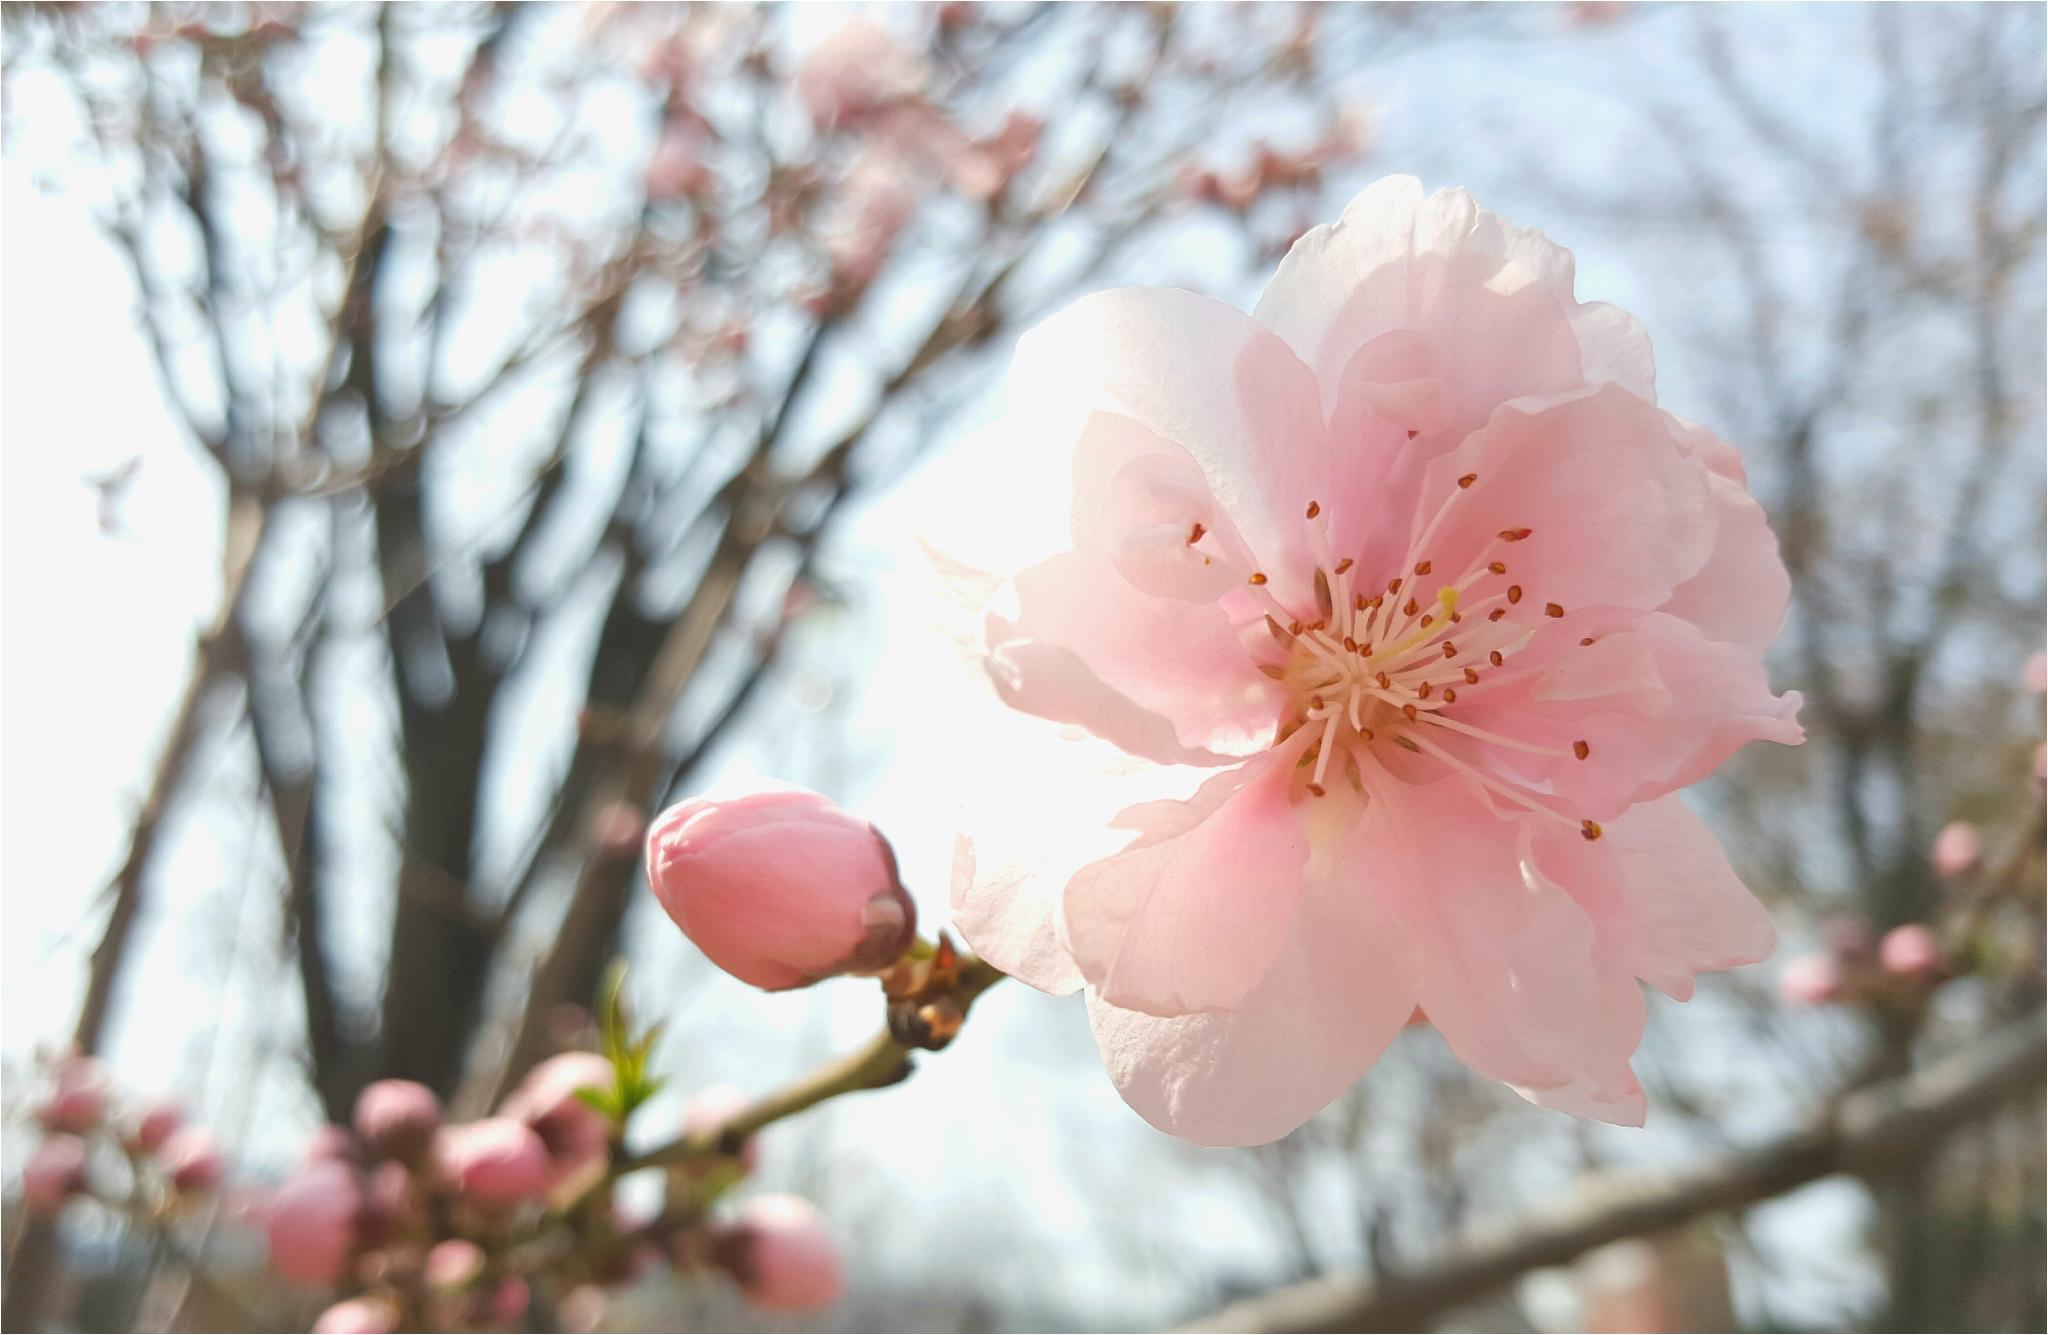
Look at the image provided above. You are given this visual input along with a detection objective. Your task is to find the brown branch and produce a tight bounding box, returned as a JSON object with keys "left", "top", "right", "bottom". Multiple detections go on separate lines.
{"left": 624, "top": 957, "right": 1008, "bottom": 1173}
{"left": 1177, "top": 1010, "right": 2047, "bottom": 1334}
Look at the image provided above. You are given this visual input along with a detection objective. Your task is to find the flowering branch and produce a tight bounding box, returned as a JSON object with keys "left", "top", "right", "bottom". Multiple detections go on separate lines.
{"left": 633, "top": 953, "right": 1007, "bottom": 1175}
{"left": 1178, "top": 1008, "right": 2047, "bottom": 1334}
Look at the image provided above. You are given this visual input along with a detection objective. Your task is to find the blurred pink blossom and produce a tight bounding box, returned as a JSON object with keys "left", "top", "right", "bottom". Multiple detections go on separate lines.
{"left": 1822, "top": 914, "right": 1876, "bottom": 962}
{"left": 424, "top": 1238, "right": 485, "bottom": 1290}
{"left": 435, "top": 1118, "right": 551, "bottom": 1207}
{"left": 795, "top": 20, "right": 927, "bottom": 130}
{"left": 130, "top": 1099, "right": 184, "bottom": 1154}
{"left": 266, "top": 1160, "right": 362, "bottom": 1285}
{"left": 1778, "top": 953, "right": 1844, "bottom": 1007}
{"left": 1880, "top": 924, "right": 1944, "bottom": 980}
{"left": 1931, "top": 821, "right": 1982, "bottom": 879}
{"left": 500, "top": 1051, "right": 613, "bottom": 1195}
{"left": 158, "top": 1126, "right": 223, "bottom": 1193}
{"left": 646, "top": 785, "right": 916, "bottom": 990}
{"left": 22, "top": 1136, "right": 88, "bottom": 1212}
{"left": 354, "top": 1079, "right": 441, "bottom": 1161}
{"left": 956, "top": 176, "right": 1802, "bottom": 1144}
{"left": 2025, "top": 650, "right": 2046, "bottom": 693}
{"left": 311, "top": 1296, "right": 396, "bottom": 1334}
{"left": 39, "top": 1055, "right": 111, "bottom": 1133}
{"left": 723, "top": 1193, "right": 844, "bottom": 1311}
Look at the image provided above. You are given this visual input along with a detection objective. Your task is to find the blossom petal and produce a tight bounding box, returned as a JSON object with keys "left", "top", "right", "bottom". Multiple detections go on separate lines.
{"left": 1533, "top": 794, "right": 1777, "bottom": 1002}
{"left": 1420, "top": 384, "right": 1715, "bottom": 614}
{"left": 1254, "top": 176, "right": 1594, "bottom": 431}
{"left": 1084, "top": 807, "right": 1419, "bottom": 1146}
{"left": 993, "top": 548, "right": 1281, "bottom": 758}
{"left": 1069, "top": 410, "right": 1258, "bottom": 603}
{"left": 1010, "top": 287, "right": 1329, "bottom": 593}
{"left": 1360, "top": 771, "right": 1646, "bottom": 1094}
{"left": 1064, "top": 747, "right": 1313, "bottom": 1016}
{"left": 950, "top": 831, "right": 1086, "bottom": 995}
{"left": 1658, "top": 471, "right": 1792, "bottom": 655}
{"left": 1458, "top": 611, "right": 1804, "bottom": 819}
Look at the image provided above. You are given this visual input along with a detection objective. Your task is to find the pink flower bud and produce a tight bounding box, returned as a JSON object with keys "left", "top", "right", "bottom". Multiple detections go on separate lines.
{"left": 266, "top": 1160, "right": 362, "bottom": 1285}
{"left": 39, "top": 1056, "right": 111, "bottom": 1133}
{"left": 1880, "top": 924, "right": 1944, "bottom": 980}
{"left": 312, "top": 1296, "right": 396, "bottom": 1334}
{"left": 131, "top": 1099, "right": 185, "bottom": 1153}
{"left": 645, "top": 787, "right": 916, "bottom": 990}
{"left": 722, "top": 1194, "right": 844, "bottom": 1311}
{"left": 424, "top": 1238, "right": 485, "bottom": 1290}
{"left": 683, "top": 1084, "right": 759, "bottom": 1176}
{"left": 500, "top": 1052, "right": 613, "bottom": 1194}
{"left": 488, "top": 1276, "right": 530, "bottom": 1323}
{"left": 353, "top": 1080, "right": 441, "bottom": 1161}
{"left": 159, "top": 1126, "right": 223, "bottom": 1193}
{"left": 356, "top": 1162, "right": 418, "bottom": 1248}
{"left": 1931, "top": 822, "right": 1982, "bottom": 879}
{"left": 22, "top": 1136, "right": 88, "bottom": 1212}
{"left": 1820, "top": 914, "right": 1875, "bottom": 963}
{"left": 1778, "top": 952, "right": 1843, "bottom": 1007}
{"left": 435, "top": 1119, "right": 550, "bottom": 1207}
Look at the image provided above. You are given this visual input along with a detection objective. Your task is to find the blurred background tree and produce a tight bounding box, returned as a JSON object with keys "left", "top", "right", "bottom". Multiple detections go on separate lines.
{"left": 2, "top": 2, "right": 2041, "bottom": 1332}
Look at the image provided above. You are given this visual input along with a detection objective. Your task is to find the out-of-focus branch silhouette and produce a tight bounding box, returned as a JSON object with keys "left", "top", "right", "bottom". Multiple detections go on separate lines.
{"left": 1181, "top": 1008, "right": 2047, "bottom": 1334}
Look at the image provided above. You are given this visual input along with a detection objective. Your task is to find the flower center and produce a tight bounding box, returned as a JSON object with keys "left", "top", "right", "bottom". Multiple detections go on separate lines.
{"left": 1215, "top": 480, "right": 1602, "bottom": 841}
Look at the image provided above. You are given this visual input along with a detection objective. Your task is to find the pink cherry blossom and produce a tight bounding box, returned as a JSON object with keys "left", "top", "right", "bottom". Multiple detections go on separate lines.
{"left": 1880, "top": 924, "right": 1944, "bottom": 980}
{"left": 722, "top": 1194, "right": 844, "bottom": 1311}
{"left": 1778, "top": 953, "right": 1844, "bottom": 1007}
{"left": 353, "top": 1079, "right": 441, "bottom": 1161}
{"left": 266, "top": 1160, "right": 362, "bottom": 1285}
{"left": 22, "top": 1136, "right": 88, "bottom": 1212}
{"left": 499, "top": 1052, "right": 614, "bottom": 1197}
{"left": 434, "top": 1118, "right": 551, "bottom": 1207}
{"left": 953, "top": 176, "right": 1802, "bottom": 1144}
{"left": 158, "top": 1126, "right": 223, "bottom": 1193}
{"left": 646, "top": 785, "right": 917, "bottom": 990}
{"left": 1931, "top": 821, "right": 1982, "bottom": 879}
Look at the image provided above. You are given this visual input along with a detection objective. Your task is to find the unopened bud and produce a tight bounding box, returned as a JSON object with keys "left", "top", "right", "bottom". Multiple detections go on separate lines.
{"left": 1778, "top": 952, "right": 1843, "bottom": 1007}
{"left": 646, "top": 786, "right": 916, "bottom": 990}
{"left": 500, "top": 1052, "right": 614, "bottom": 1194}
{"left": 22, "top": 1136, "right": 88, "bottom": 1212}
{"left": 39, "top": 1055, "right": 110, "bottom": 1134}
{"left": 266, "top": 1160, "right": 362, "bottom": 1285}
{"left": 159, "top": 1126, "right": 223, "bottom": 1194}
{"left": 1930, "top": 822, "right": 1982, "bottom": 880}
{"left": 720, "top": 1194, "right": 845, "bottom": 1311}
{"left": 353, "top": 1080, "right": 441, "bottom": 1162}
{"left": 1880, "top": 924, "right": 1944, "bottom": 981}
{"left": 131, "top": 1099, "right": 185, "bottom": 1154}
{"left": 425, "top": 1238, "right": 485, "bottom": 1290}
{"left": 434, "top": 1119, "right": 550, "bottom": 1207}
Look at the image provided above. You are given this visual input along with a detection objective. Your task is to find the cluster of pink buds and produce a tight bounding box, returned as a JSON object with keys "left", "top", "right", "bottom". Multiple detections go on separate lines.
{"left": 1779, "top": 915, "right": 1947, "bottom": 1009}
{"left": 17, "top": 1055, "right": 222, "bottom": 1216}
{"left": 265, "top": 1053, "right": 840, "bottom": 1330}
